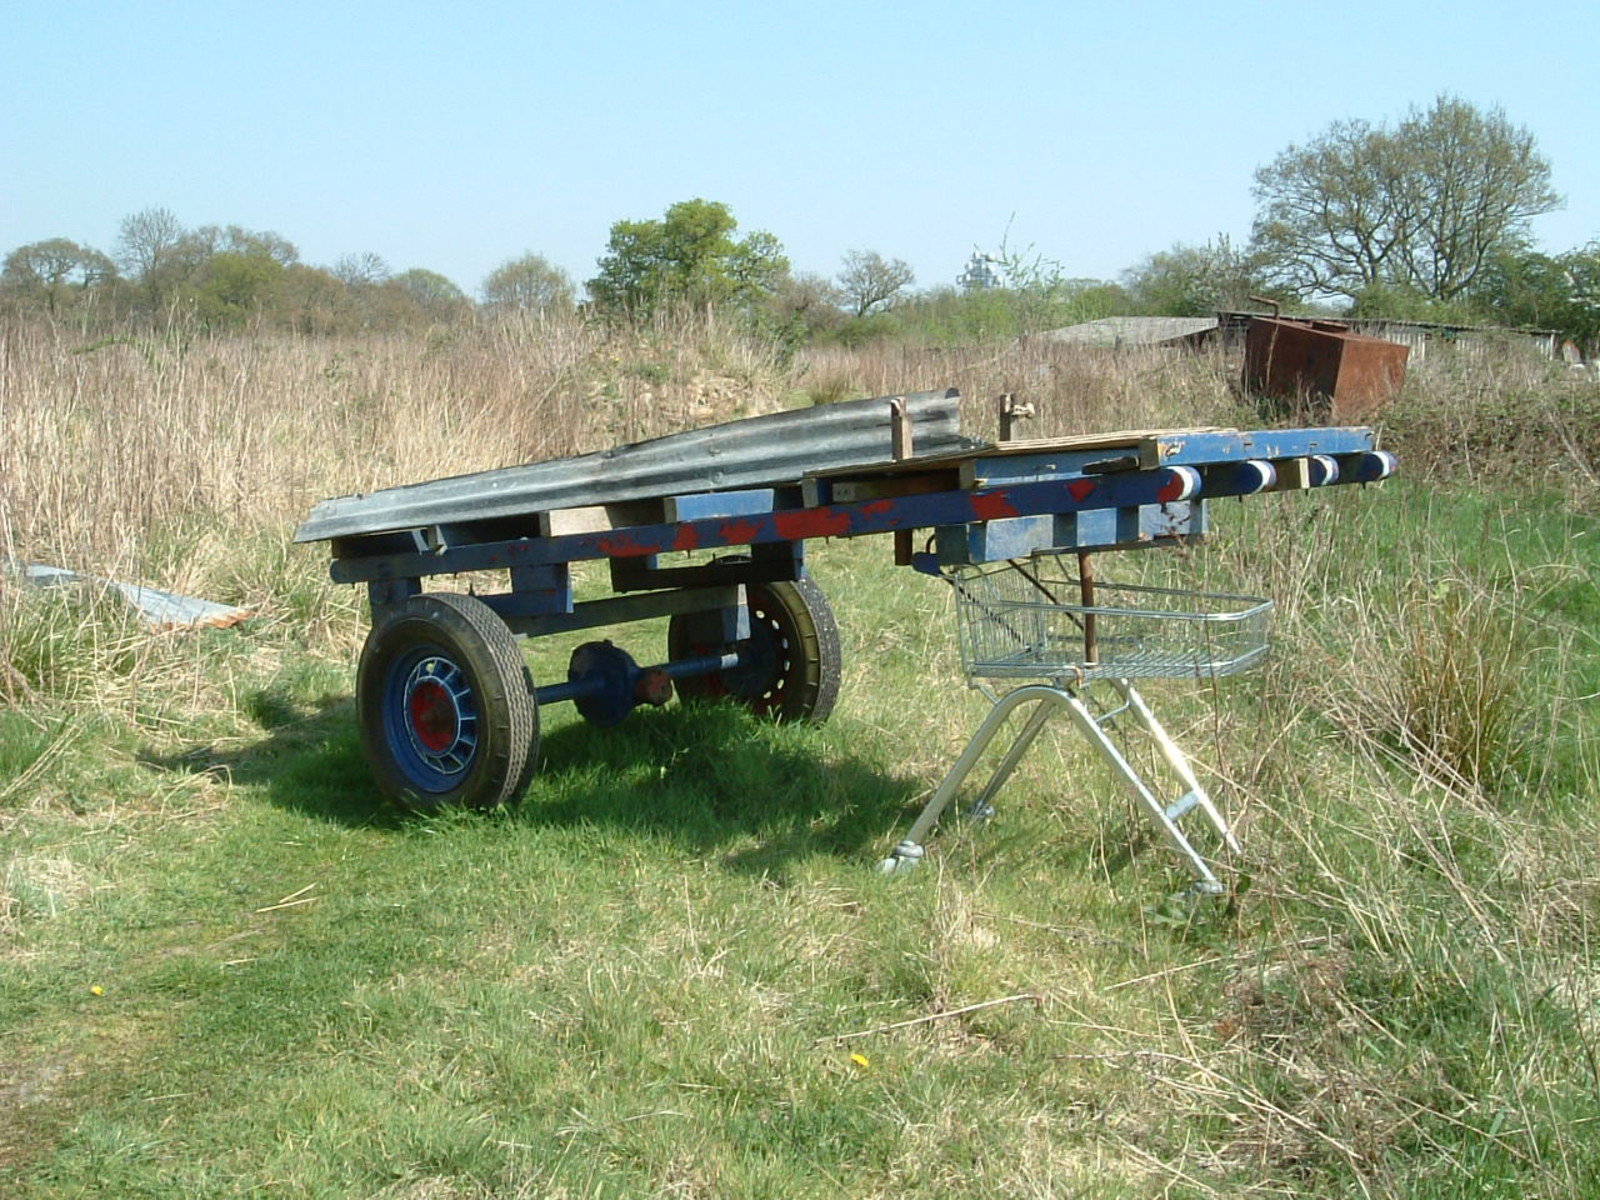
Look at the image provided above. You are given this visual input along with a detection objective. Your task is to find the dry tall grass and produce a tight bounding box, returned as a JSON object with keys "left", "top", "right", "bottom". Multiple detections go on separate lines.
{"left": 0, "top": 309, "right": 788, "bottom": 574}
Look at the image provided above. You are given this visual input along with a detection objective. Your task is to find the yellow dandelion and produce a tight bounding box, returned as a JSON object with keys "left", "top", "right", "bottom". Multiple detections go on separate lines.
{"left": 849, "top": 1053, "right": 870, "bottom": 1069}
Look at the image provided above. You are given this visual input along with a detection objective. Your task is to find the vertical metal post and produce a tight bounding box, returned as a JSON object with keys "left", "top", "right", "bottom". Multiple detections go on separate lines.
{"left": 998, "top": 393, "right": 1035, "bottom": 442}
{"left": 1077, "top": 551, "right": 1098, "bottom": 667}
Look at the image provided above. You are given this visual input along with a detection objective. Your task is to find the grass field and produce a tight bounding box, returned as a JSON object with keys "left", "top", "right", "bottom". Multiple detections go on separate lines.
{"left": 3, "top": 315, "right": 1599, "bottom": 1197}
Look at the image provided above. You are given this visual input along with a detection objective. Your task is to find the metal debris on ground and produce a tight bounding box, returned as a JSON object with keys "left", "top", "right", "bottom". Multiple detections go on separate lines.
{"left": 3, "top": 562, "right": 254, "bottom": 631}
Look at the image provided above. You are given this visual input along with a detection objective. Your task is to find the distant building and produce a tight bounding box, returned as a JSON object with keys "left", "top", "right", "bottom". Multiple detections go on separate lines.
{"left": 958, "top": 252, "right": 1008, "bottom": 291}
{"left": 1032, "top": 316, "right": 1221, "bottom": 350}
{"left": 1207, "top": 311, "right": 1558, "bottom": 363}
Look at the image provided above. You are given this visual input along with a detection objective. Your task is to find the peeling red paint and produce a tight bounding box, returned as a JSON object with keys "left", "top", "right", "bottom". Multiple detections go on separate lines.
{"left": 672, "top": 524, "right": 700, "bottom": 552}
{"left": 718, "top": 518, "right": 761, "bottom": 545}
{"left": 970, "top": 490, "right": 1019, "bottom": 521}
{"left": 774, "top": 507, "right": 852, "bottom": 540}
{"left": 597, "top": 533, "right": 663, "bottom": 558}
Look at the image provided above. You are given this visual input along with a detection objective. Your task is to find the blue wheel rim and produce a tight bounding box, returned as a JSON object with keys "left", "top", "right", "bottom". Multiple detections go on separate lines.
{"left": 382, "top": 647, "right": 480, "bottom": 792}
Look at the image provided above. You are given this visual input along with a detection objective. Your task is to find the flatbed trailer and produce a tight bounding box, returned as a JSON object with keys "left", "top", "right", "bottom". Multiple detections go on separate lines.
{"left": 297, "top": 390, "right": 1393, "bottom": 887}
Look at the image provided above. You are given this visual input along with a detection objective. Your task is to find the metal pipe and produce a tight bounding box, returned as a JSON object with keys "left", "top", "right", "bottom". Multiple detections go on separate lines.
{"left": 1077, "top": 551, "right": 1099, "bottom": 666}
{"left": 535, "top": 650, "right": 744, "bottom": 707}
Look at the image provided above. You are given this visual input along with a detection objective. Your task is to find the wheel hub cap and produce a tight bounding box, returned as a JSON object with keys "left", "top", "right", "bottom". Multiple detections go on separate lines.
{"left": 401, "top": 657, "right": 476, "bottom": 774}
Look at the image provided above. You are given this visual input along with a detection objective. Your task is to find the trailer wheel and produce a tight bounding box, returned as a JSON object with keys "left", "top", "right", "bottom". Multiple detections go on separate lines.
{"left": 668, "top": 574, "right": 841, "bottom": 723}
{"left": 356, "top": 592, "right": 538, "bottom": 811}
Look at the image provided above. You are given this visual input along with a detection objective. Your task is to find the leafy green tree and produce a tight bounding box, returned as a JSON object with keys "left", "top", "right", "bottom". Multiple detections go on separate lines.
{"left": 392, "top": 268, "right": 472, "bottom": 322}
{"left": 1472, "top": 243, "right": 1600, "bottom": 350}
{"left": 1252, "top": 95, "right": 1562, "bottom": 302}
{"left": 195, "top": 251, "right": 286, "bottom": 329}
{"left": 481, "top": 253, "right": 574, "bottom": 313}
{"left": 587, "top": 198, "right": 789, "bottom": 317}
{"left": 1123, "top": 236, "right": 1272, "bottom": 316}
{"left": 837, "top": 250, "right": 915, "bottom": 317}
{"left": 1344, "top": 283, "right": 1479, "bottom": 325}
{"left": 1, "top": 238, "right": 116, "bottom": 314}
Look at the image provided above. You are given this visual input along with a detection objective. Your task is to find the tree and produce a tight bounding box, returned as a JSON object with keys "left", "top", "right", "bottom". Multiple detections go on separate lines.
{"left": 392, "top": 268, "right": 472, "bottom": 322}
{"left": 116, "top": 206, "right": 187, "bottom": 310}
{"left": 760, "top": 271, "right": 844, "bottom": 342}
{"left": 192, "top": 225, "right": 298, "bottom": 266}
{"left": 195, "top": 251, "right": 286, "bottom": 329}
{"left": 1473, "top": 242, "right": 1600, "bottom": 350}
{"left": 1252, "top": 96, "right": 1562, "bottom": 302}
{"left": 333, "top": 252, "right": 391, "bottom": 287}
{"left": 837, "top": 250, "right": 915, "bottom": 317}
{"left": 587, "top": 198, "right": 789, "bottom": 317}
{"left": 275, "top": 263, "right": 349, "bottom": 334}
{"left": 1, "top": 238, "right": 116, "bottom": 314}
{"left": 481, "top": 253, "right": 574, "bottom": 313}
{"left": 1123, "top": 236, "right": 1272, "bottom": 316}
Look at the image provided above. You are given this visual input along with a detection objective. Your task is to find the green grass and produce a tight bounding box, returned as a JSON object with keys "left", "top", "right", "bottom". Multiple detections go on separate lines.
{"left": 4, "top": 480, "right": 1600, "bottom": 1197}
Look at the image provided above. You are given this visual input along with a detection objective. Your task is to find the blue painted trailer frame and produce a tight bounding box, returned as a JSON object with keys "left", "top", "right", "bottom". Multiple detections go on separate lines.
{"left": 300, "top": 409, "right": 1395, "bottom": 808}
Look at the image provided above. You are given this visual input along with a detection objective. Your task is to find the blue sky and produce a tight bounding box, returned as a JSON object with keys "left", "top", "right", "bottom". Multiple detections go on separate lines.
{"left": 4, "top": 0, "right": 1596, "bottom": 298}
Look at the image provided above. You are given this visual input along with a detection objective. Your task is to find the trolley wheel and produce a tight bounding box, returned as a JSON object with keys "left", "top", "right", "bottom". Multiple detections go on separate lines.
{"left": 668, "top": 573, "right": 841, "bottom": 723}
{"left": 356, "top": 592, "right": 539, "bottom": 811}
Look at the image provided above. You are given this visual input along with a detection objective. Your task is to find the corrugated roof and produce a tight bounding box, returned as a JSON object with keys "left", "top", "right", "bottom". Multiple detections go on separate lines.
{"left": 1035, "top": 317, "right": 1219, "bottom": 347}
{"left": 295, "top": 389, "right": 979, "bottom": 543}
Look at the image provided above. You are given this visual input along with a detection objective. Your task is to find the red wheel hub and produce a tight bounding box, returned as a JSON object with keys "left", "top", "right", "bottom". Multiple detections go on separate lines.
{"left": 408, "top": 679, "right": 458, "bottom": 752}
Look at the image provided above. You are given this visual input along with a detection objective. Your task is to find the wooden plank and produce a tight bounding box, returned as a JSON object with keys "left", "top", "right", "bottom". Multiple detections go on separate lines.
{"left": 538, "top": 500, "right": 663, "bottom": 538}
{"left": 1268, "top": 458, "right": 1313, "bottom": 491}
{"left": 825, "top": 472, "right": 962, "bottom": 504}
{"left": 970, "top": 427, "right": 1226, "bottom": 454}
{"left": 890, "top": 396, "right": 914, "bottom": 461}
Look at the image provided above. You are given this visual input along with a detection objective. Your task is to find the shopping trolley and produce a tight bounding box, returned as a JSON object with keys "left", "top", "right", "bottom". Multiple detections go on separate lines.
{"left": 878, "top": 550, "right": 1272, "bottom": 893}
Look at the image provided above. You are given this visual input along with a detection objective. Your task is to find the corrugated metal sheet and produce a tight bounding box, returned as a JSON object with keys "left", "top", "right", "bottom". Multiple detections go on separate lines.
{"left": 1034, "top": 317, "right": 1219, "bottom": 348}
{"left": 7, "top": 562, "right": 253, "bottom": 630}
{"left": 295, "top": 389, "right": 977, "bottom": 544}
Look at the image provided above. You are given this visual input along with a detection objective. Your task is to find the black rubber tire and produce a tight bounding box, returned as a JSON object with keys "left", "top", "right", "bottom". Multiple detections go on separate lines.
{"left": 356, "top": 592, "right": 539, "bottom": 811}
{"left": 668, "top": 574, "right": 841, "bottom": 723}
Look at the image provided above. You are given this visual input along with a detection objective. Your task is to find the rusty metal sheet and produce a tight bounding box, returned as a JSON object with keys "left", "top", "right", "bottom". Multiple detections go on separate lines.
{"left": 295, "top": 389, "right": 975, "bottom": 544}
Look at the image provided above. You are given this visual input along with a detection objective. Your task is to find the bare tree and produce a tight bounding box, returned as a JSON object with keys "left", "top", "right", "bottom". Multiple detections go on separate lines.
{"left": 837, "top": 249, "right": 915, "bottom": 317}
{"left": 116, "top": 206, "right": 186, "bottom": 308}
{"left": 1252, "top": 96, "right": 1561, "bottom": 302}
{"left": 333, "top": 252, "right": 391, "bottom": 287}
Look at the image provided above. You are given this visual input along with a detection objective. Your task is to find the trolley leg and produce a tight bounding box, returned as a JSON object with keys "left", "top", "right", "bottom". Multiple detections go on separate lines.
{"left": 881, "top": 678, "right": 1238, "bottom": 893}
{"left": 879, "top": 685, "right": 1075, "bottom": 874}
{"left": 1056, "top": 686, "right": 1227, "bottom": 894}
{"left": 1108, "top": 679, "right": 1241, "bottom": 854}
{"left": 964, "top": 699, "right": 1056, "bottom": 820}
